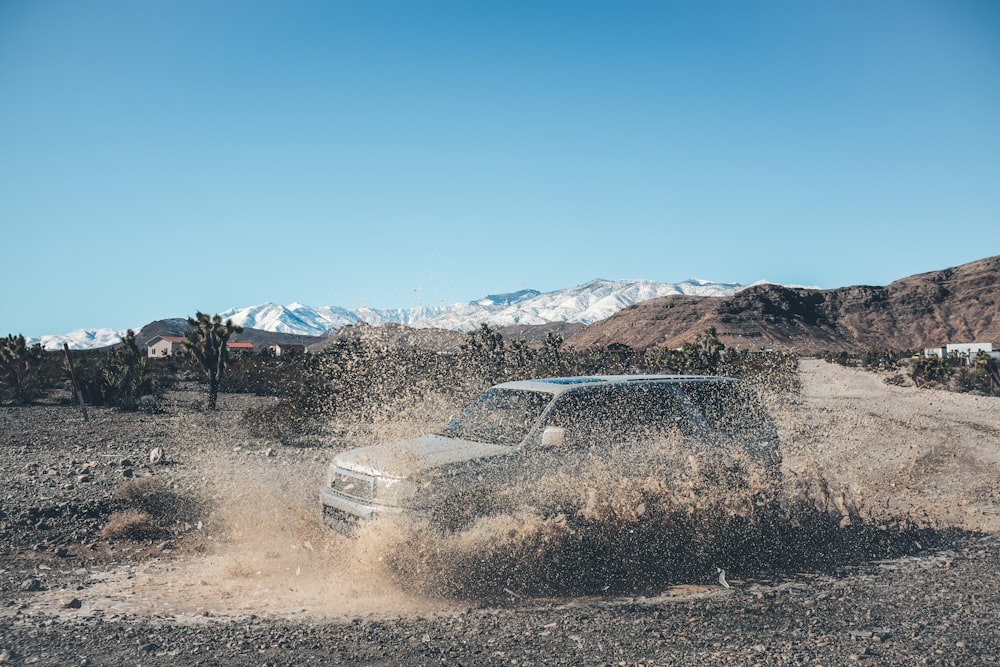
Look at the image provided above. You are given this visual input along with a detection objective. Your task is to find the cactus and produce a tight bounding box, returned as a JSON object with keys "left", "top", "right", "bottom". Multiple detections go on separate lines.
{"left": 181, "top": 312, "right": 243, "bottom": 409}
{"left": 100, "top": 330, "right": 153, "bottom": 410}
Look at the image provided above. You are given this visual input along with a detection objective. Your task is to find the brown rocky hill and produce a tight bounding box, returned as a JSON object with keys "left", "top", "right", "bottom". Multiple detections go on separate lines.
{"left": 567, "top": 255, "right": 999, "bottom": 354}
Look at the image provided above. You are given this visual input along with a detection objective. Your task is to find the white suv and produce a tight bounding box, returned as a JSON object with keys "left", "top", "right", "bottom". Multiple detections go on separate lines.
{"left": 321, "top": 375, "right": 779, "bottom": 534}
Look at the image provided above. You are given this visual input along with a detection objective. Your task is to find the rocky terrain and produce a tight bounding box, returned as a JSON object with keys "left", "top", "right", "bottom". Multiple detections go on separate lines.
{"left": 1, "top": 361, "right": 998, "bottom": 665}
{"left": 568, "top": 255, "right": 1000, "bottom": 353}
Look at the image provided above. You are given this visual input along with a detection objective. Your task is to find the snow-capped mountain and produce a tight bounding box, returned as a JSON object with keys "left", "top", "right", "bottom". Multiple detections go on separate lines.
{"left": 28, "top": 277, "right": 748, "bottom": 349}
{"left": 217, "top": 278, "right": 745, "bottom": 336}
{"left": 406, "top": 278, "right": 742, "bottom": 331}
{"left": 30, "top": 328, "right": 127, "bottom": 351}
{"left": 217, "top": 302, "right": 363, "bottom": 334}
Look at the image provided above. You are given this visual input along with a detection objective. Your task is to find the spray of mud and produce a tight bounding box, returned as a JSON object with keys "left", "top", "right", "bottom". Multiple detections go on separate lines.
{"left": 74, "top": 368, "right": 971, "bottom": 618}
{"left": 371, "top": 443, "right": 930, "bottom": 602}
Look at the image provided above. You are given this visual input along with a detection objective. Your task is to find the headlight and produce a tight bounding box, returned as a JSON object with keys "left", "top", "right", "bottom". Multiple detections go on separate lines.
{"left": 375, "top": 476, "right": 418, "bottom": 506}
{"left": 328, "top": 468, "right": 375, "bottom": 501}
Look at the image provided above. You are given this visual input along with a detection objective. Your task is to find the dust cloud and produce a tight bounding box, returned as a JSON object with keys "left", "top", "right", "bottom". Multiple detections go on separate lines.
{"left": 66, "top": 467, "right": 456, "bottom": 620}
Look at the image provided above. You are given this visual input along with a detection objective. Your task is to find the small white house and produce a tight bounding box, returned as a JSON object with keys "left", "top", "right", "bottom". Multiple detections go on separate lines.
{"left": 147, "top": 335, "right": 185, "bottom": 358}
{"left": 147, "top": 336, "right": 256, "bottom": 357}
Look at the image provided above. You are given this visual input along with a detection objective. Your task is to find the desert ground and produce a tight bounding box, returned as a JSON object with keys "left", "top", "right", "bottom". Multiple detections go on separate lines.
{"left": 1, "top": 359, "right": 998, "bottom": 665}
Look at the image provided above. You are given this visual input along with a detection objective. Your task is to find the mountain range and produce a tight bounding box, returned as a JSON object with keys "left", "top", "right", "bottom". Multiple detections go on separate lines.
{"left": 27, "top": 256, "right": 996, "bottom": 354}
{"left": 29, "top": 277, "right": 748, "bottom": 350}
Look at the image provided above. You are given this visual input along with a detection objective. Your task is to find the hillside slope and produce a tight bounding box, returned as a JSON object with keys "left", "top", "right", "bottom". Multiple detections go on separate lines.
{"left": 568, "top": 255, "right": 999, "bottom": 353}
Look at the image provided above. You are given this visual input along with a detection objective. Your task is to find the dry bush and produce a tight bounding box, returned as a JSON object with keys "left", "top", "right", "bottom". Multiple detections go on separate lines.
{"left": 106, "top": 478, "right": 202, "bottom": 541}
{"left": 100, "top": 510, "right": 168, "bottom": 541}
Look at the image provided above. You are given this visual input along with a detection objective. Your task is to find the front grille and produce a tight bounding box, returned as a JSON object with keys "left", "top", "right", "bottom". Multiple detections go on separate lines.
{"left": 330, "top": 470, "right": 375, "bottom": 501}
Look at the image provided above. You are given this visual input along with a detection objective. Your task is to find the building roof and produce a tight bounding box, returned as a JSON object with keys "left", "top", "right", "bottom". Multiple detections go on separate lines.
{"left": 150, "top": 335, "right": 185, "bottom": 344}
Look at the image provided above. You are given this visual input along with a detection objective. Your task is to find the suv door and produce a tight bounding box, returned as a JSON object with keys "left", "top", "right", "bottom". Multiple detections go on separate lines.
{"left": 536, "top": 384, "right": 696, "bottom": 452}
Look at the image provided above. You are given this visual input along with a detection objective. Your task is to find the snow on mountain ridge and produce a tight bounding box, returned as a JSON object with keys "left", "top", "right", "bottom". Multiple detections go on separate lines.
{"left": 27, "top": 277, "right": 748, "bottom": 349}
{"left": 32, "top": 328, "right": 128, "bottom": 351}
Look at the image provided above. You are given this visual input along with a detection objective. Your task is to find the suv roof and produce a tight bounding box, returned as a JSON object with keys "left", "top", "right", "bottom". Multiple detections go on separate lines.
{"left": 493, "top": 374, "right": 736, "bottom": 396}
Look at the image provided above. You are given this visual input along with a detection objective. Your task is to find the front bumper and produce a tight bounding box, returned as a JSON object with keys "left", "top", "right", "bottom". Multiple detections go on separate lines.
{"left": 320, "top": 485, "right": 403, "bottom": 536}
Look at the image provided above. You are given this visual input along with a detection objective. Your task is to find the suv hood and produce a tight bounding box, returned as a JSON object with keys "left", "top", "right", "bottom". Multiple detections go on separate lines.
{"left": 334, "top": 434, "right": 515, "bottom": 478}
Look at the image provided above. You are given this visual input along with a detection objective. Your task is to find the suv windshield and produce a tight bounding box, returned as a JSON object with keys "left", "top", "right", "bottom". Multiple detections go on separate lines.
{"left": 439, "top": 388, "right": 553, "bottom": 445}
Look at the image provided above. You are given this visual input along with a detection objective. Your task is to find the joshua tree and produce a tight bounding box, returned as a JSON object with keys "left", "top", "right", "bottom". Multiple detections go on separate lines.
{"left": 182, "top": 312, "right": 243, "bottom": 409}
{"left": 543, "top": 331, "right": 564, "bottom": 371}
{"left": 461, "top": 323, "right": 506, "bottom": 386}
{"left": 682, "top": 326, "right": 726, "bottom": 372}
{"left": 0, "top": 333, "right": 46, "bottom": 404}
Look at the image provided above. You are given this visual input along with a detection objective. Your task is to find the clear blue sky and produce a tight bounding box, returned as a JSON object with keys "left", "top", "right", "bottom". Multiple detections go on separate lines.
{"left": 2, "top": 0, "right": 998, "bottom": 336}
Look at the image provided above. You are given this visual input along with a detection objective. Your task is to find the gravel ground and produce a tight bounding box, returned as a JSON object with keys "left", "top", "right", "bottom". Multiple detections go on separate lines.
{"left": 1, "top": 365, "right": 998, "bottom": 666}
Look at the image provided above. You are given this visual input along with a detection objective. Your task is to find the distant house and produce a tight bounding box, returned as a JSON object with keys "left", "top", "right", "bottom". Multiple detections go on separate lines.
{"left": 147, "top": 336, "right": 255, "bottom": 357}
{"left": 268, "top": 343, "right": 306, "bottom": 356}
{"left": 923, "top": 342, "right": 999, "bottom": 364}
{"left": 147, "top": 335, "right": 185, "bottom": 358}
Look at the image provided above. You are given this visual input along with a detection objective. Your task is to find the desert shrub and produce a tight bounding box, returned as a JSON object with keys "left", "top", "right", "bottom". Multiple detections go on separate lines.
{"left": 950, "top": 364, "right": 997, "bottom": 394}
{"left": 884, "top": 373, "right": 908, "bottom": 386}
{"left": 910, "top": 355, "right": 947, "bottom": 386}
{"left": 97, "top": 330, "right": 155, "bottom": 411}
{"left": 909, "top": 354, "right": 999, "bottom": 396}
{"left": 100, "top": 510, "right": 167, "bottom": 541}
{"left": 859, "top": 347, "right": 908, "bottom": 370}
{"left": 69, "top": 340, "right": 162, "bottom": 411}
{"left": 99, "top": 479, "right": 205, "bottom": 542}
{"left": 0, "top": 334, "right": 49, "bottom": 404}
{"left": 821, "top": 350, "right": 855, "bottom": 367}
{"left": 821, "top": 348, "right": 911, "bottom": 372}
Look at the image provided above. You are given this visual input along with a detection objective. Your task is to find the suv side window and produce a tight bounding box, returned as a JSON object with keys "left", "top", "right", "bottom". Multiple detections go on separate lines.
{"left": 678, "top": 382, "right": 773, "bottom": 436}
{"left": 541, "top": 385, "right": 694, "bottom": 449}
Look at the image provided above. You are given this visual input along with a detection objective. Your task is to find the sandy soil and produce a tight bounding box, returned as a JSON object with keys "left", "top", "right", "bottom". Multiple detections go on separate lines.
{"left": 1, "top": 361, "right": 998, "bottom": 665}
{"left": 778, "top": 359, "right": 1000, "bottom": 532}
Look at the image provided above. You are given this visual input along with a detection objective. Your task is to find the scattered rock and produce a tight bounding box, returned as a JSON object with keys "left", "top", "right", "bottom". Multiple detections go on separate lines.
{"left": 19, "top": 579, "right": 41, "bottom": 592}
{"left": 148, "top": 448, "right": 164, "bottom": 465}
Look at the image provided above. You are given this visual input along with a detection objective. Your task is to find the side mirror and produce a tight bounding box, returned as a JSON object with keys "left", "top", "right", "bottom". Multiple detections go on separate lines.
{"left": 541, "top": 426, "right": 566, "bottom": 449}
